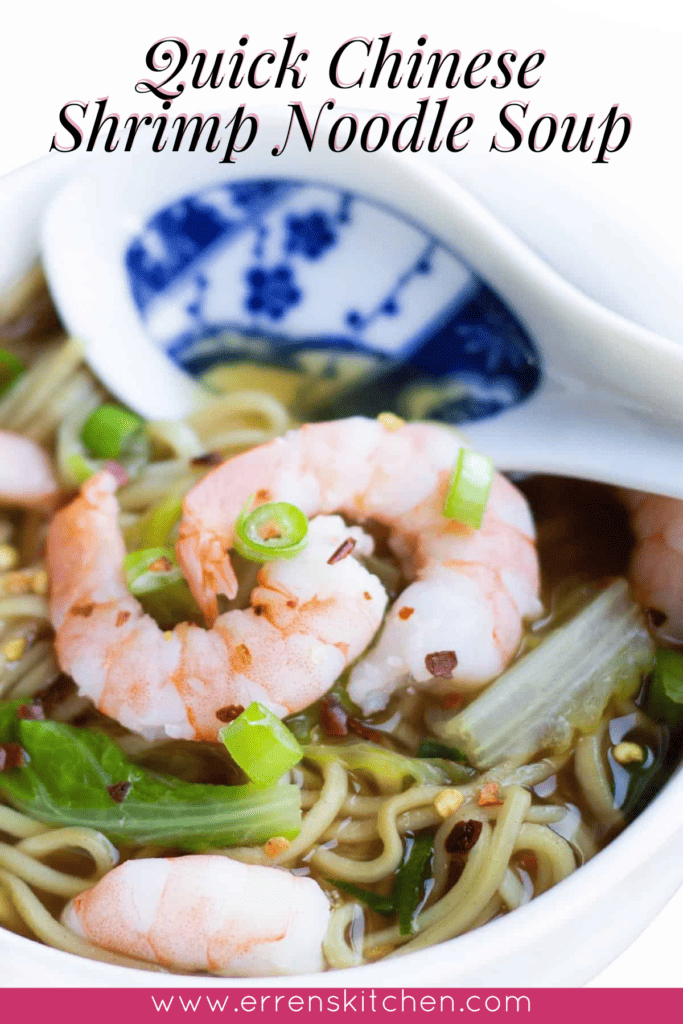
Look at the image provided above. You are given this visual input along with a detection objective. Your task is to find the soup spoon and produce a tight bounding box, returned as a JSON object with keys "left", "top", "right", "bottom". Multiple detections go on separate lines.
{"left": 40, "top": 112, "right": 683, "bottom": 498}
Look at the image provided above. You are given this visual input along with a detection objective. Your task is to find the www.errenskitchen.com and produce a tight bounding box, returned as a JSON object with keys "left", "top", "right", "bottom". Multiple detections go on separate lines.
{"left": 151, "top": 991, "right": 532, "bottom": 1014}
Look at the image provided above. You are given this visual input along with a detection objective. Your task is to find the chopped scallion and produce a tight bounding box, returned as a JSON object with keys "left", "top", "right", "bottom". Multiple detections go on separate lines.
{"left": 393, "top": 833, "right": 434, "bottom": 935}
{"left": 330, "top": 880, "right": 396, "bottom": 916}
{"left": 417, "top": 739, "right": 467, "bottom": 763}
{"left": 81, "top": 403, "right": 147, "bottom": 461}
{"left": 234, "top": 498, "right": 308, "bottom": 563}
{"left": 443, "top": 448, "right": 494, "bottom": 529}
{"left": 220, "top": 702, "right": 303, "bottom": 785}
{"left": 0, "top": 349, "right": 24, "bottom": 398}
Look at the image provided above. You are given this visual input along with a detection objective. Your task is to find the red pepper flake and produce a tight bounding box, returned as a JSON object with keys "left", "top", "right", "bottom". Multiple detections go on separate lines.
{"left": 190, "top": 451, "right": 223, "bottom": 468}
{"left": 442, "top": 693, "right": 463, "bottom": 710}
{"left": 115, "top": 610, "right": 131, "bottom": 627}
{"left": 106, "top": 781, "right": 131, "bottom": 804}
{"left": 148, "top": 556, "right": 173, "bottom": 573}
{"left": 319, "top": 695, "right": 349, "bottom": 737}
{"left": 347, "top": 717, "right": 386, "bottom": 743}
{"left": 425, "top": 650, "right": 457, "bottom": 678}
{"left": 255, "top": 489, "right": 270, "bottom": 502}
{"left": 72, "top": 603, "right": 95, "bottom": 617}
{"left": 445, "top": 819, "right": 483, "bottom": 855}
{"left": 327, "top": 538, "right": 356, "bottom": 565}
{"left": 286, "top": 599, "right": 297, "bottom": 609}
{"left": 17, "top": 702, "right": 45, "bottom": 721}
{"left": 363, "top": 591, "right": 372, "bottom": 601}
{"left": 0, "top": 743, "right": 26, "bottom": 772}
{"left": 216, "top": 704, "right": 245, "bottom": 723}
{"left": 478, "top": 782, "right": 503, "bottom": 807}
{"left": 398, "top": 606, "right": 414, "bottom": 621}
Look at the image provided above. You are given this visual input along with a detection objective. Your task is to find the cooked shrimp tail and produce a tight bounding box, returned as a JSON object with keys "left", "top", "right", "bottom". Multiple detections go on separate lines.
{"left": 62, "top": 855, "right": 330, "bottom": 976}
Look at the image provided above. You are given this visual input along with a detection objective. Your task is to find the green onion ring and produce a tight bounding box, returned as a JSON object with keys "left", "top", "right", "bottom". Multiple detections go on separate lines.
{"left": 443, "top": 448, "right": 494, "bottom": 529}
{"left": 234, "top": 497, "right": 309, "bottom": 563}
{"left": 81, "top": 403, "right": 145, "bottom": 461}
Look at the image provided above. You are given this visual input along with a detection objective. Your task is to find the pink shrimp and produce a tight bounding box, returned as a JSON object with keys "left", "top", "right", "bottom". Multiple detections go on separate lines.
{"left": 622, "top": 489, "right": 683, "bottom": 641}
{"left": 47, "top": 472, "right": 387, "bottom": 740}
{"left": 62, "top": 855, "right": 330, "bottom": 976}
{"left": 0, "top": 429, "right": 58, "bottom": 509}
{"left": 177, "top": 417, "right": 542, "bottom": 715}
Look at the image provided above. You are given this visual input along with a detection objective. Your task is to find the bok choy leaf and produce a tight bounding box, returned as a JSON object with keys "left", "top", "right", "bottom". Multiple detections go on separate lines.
{"left": 429, "top": 579, "right": 654, "bottom": 769}
{"left": 0, "top": 700, "right": 301, "bottom": 847}
{"left": 303, "top": 742, "right": 475, "bottom": 787}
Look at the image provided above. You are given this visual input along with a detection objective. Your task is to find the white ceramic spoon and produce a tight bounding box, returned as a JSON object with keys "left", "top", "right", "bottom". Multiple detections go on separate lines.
{"left": 40, "top": 111, "right": 683, "bottom": 498}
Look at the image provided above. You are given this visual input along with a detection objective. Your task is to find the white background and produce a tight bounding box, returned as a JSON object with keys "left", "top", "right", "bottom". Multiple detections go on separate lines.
{"left": 3, "top": 0, "right": 683, "bottom": 988}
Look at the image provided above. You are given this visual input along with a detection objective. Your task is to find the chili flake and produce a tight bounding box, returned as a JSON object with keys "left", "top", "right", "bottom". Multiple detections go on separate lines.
{"left": 425, "top": 651, "right": 457, "bottom": 678}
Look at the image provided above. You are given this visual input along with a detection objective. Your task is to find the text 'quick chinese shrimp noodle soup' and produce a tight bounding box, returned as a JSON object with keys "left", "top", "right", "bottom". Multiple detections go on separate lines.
{"left": 0, "top": 269, "right": 682, "bottom": 977}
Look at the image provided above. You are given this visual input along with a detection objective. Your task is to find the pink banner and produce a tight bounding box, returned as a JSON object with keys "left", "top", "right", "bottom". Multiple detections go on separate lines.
{"left": 0, "top": 988, "right": 681, "bottom": 1021}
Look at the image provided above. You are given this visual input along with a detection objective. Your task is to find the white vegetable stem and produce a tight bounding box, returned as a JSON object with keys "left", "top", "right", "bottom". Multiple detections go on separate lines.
{"left": 429, "top": 579, "right": 654, "bottom": 769}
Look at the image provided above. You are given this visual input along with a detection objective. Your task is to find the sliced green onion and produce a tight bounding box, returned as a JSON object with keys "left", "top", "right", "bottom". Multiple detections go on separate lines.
{"left": 443, "top": 448, "right": 494, "bottom": 529}
{"left": 81, "top": 403, "right": 145, "bottom": 461}
{"left": 220, "top": 702, "right": 303, "bottom": 785}
{"left": 645, "top": 649, "right": 683, "bottom": 727}
{"left": 393, "top": 833, "right": 434, "bottom": 935}
{"left": 123, "top": 547, "right": 202, "bottom": 628}
{"left": 330, "top": 879, "right": 396, "bottom": 917}
{"left": 0, "top": 349, "right": 24, "bottom": 398}
{"left": 58, "top": 401, "right": 149, "bottom": 489}
{"left": 234, "top": 497, "right": 308, "bottom": 563}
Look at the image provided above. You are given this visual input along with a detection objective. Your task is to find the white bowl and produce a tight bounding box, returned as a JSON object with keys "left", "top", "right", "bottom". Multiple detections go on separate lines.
{"left": 1, "top": 130, "right": 682, "bottom": 988}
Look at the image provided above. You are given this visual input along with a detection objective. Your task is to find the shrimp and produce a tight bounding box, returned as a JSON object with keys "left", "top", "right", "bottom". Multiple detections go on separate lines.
{"left": 622, "top": 489, "right": 683, "bottom": 641}
{"left": 177, "top": 416, "right": 542, "bottom": 714}
{"left": 0, "top": 429, "right": 58, "bottom": 509}
{"left": 62, "top": 855, "right": 330, "bottom": 976}
{"left": 47, "top": 471, "right": 387, "bottom": 740}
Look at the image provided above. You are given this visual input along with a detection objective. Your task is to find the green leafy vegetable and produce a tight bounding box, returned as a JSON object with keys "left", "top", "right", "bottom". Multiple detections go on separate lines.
{"left": 329, "top": 832, "right": 434, "bottom": 931}
{"left": 431, "top": 579, "right": 655, "bottom": 768}
{"left": 645, "top": 649, "right": 683, "bottom": 727}
{"left": 219, "top": 702, "right": 303, "bottom": 785}
{"left": 417, "top": 739, "right": 467, "bottom": 763}
{"left": 331, "top": 880, "right": 396, "bottom": 917}
{"left": 393, "top": 833, "right": 435, "bottom": 935}
{"left": 0, "top": 701, "right": 301, "bottom": 847}
{"left": 303, "top": 742, "right": 475, "bottom": 788}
